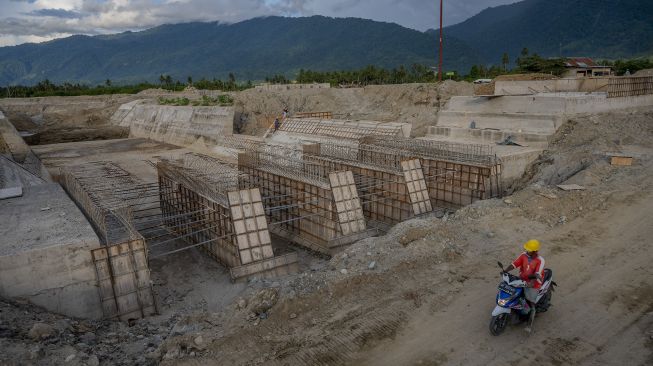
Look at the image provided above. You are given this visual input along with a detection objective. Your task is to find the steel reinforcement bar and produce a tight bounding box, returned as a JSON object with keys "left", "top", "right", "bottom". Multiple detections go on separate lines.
{"left": 607, "top": 76, "right": 653, "bottom": 98}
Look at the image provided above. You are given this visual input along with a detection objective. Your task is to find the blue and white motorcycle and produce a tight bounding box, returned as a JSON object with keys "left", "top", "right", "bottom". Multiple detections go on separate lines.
{"left": 489, "top": 261, "right": 556, "bottom": 335}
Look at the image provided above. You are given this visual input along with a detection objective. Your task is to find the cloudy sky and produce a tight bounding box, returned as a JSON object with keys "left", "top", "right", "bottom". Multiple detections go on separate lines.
{"left": 0, "top": 0, "right": 519, "bottom": 47}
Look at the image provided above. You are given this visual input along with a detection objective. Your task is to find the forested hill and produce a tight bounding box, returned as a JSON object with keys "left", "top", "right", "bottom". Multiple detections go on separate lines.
{"left": 0, "top": 16, "right": 477, "bottom": 86}
{"left": 444, "top": 0, "right": 653, "bottom": 65}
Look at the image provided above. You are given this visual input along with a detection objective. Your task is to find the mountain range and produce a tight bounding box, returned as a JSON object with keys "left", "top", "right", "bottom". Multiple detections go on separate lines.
{"left": 0, "top": 0, "right": 651, "bottom": 86}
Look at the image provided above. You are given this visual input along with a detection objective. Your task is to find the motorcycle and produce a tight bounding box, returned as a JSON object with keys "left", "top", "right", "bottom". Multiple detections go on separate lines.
{"left": 489, "top": 261, "right": 556, "bottom": 335}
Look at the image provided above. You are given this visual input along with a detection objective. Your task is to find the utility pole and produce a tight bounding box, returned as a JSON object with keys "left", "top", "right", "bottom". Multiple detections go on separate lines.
{"left": 439, "top": 0, "right": 444, "bottom": 81}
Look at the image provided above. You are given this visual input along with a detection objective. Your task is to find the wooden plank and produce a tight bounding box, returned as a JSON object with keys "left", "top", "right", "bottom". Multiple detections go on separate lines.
{"left": 610, "top": 156, "right": 633, "bottom": 166}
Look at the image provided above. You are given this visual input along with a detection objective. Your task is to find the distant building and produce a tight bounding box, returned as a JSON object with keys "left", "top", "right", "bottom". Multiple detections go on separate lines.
{"left": 564, "top": 57, "right": 613, "bottom": 78}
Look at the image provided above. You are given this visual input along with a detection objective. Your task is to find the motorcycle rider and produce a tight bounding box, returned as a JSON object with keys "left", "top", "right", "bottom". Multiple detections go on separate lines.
{"left": 502, "top": 239, "right": 545, "bottom": 332}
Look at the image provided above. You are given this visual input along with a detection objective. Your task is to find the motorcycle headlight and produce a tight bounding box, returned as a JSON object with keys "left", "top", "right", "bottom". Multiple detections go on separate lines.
{"left": 498, "top": 298, "right": 509, "bottom": 306}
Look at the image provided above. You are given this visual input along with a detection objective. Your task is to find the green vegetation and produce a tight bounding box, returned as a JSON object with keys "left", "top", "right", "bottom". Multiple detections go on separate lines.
{"left": 1, "top": 76, "right": 251, "bottom": 98}
{"left": 0, "top": 79, "right": 182, "bottom": 98}
{"left": 158, "top": 97, "right": 190, "bottom": 106}
{"left": 296, "top": 64, "right": 437, "bottom": 86}
{"left": 599, "top": 58, "right": 653, "bottom": 76}
{"left": 158, "top": 95, "right": 235, "bottom": 107}
{"left": 2, "top": 55, "right": 650, "bottom": 99}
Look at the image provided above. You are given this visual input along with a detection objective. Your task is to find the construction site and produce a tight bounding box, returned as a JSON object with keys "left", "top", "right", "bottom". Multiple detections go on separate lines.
{"left": 1, "top": 74, "right": 652, "bottom": 365}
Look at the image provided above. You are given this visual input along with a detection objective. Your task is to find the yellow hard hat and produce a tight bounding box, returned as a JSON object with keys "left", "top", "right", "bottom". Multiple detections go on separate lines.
{"left": 523, "top": 239, "right": 540, "bottom": 252}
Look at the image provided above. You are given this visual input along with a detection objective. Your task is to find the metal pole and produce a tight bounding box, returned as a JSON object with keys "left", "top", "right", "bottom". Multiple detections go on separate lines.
{"left": 439, "top": 0, "right": 444, "bottom": 82}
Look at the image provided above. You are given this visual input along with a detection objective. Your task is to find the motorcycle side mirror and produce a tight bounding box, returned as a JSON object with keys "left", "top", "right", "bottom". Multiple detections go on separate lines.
{"left": 497, "top": 261, "right": 504, "bottom": 270}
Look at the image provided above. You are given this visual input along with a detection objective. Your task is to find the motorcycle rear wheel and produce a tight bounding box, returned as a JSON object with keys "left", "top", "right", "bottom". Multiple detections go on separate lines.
{"left": 489, "top": 313, "right": 509, "bottom": 336}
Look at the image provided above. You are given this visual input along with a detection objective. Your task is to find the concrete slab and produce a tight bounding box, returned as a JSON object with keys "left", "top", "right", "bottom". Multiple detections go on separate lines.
{"left": 0, "top": 186, "right": 22, "bottom": 199}
{"left": 32, "top": 138, "right": 194, "bottom": 181}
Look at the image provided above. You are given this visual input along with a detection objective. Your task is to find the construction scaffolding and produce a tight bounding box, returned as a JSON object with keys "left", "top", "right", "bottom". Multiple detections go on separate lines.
{"left": 302, "top": 143, "right": 433, "bottom": 226}
{"left": 279, "top": 118, "right": 406, "bottom": 140}
{"left": 157, "top": 154, "right": 298, "bottom": 280}
{"left": 59, "top": 162, "right": 158, "bottom": 244}
{"left": 58, "top": 162, "right": 157, "bottom": 321}
{"left": 359, "top": 136, "right": 503, "bottom": 207}
{"left": 238, "top": 150, "right": 373, "bottom": 254}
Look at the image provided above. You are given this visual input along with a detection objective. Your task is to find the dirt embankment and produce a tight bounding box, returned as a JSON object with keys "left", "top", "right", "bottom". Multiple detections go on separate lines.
{"left": 1, "top": 107, "right": 651, "bottom": 365}
{"left": 474, "top": 73, "right": 559, "bottom": 95}
{"left": 233, "top": 81, "right": 473, "bottom": 136}
{"left": 0, "top": 95, "right": 142, "bottom": 145}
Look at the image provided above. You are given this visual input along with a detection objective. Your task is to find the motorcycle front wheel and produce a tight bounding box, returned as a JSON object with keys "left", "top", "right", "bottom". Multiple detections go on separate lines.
{"left": 489, "top": 313, "right": 509, "bottom": 336}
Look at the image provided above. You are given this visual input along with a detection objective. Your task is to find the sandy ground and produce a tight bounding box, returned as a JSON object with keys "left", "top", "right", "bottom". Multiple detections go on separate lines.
{"left": 358, "top": 191, "right": 653, "bottom": 366}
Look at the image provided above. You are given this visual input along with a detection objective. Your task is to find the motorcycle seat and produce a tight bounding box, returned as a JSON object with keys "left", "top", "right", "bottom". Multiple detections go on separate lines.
{"left": 543, "top": 268, "right": 552, "bottom": 282}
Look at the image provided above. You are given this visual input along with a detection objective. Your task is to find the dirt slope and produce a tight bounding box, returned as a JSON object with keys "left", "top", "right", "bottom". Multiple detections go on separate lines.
{"left": 234, "top": 81, "right": 473, "bottom": 136}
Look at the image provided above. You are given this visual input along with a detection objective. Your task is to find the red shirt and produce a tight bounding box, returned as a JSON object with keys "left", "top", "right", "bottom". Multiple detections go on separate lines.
{"left": 512, "top": 253, "right": 545, "bottom": 289}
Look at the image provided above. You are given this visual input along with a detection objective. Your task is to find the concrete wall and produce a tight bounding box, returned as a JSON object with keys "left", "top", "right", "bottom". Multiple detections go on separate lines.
{"left": 112, "top": 101, "right": 234, "bottom": 147}
{"left": 0, "top": 184, "right": 103, "bottom": 319}
{"left": 436, "top": 111, "right": 561, "bottom": 134}
{"left": 494, "top": 78, "right": 610, "bottom": 95}
{"left": 0, "top": 241, "right": 103, "bottom": 319}
{"left": 445, "top": 94, "right": 653, "bottom": 116}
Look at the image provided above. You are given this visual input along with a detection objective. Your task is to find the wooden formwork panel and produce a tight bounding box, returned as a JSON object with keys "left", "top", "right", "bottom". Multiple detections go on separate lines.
{"left": 329, "top": 171, "right": 366, "bottom": 236}
{"left": 92, "top": 240, "right": 156, "bottom": 322}
{"left": 228, "top": 188, "right": 274, "bottom": 265}
{"left": 401, "top": 159, "right": 433, "bottom": 215}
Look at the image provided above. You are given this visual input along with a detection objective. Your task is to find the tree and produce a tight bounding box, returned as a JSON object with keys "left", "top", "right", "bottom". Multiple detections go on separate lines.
{"left": 159, "top": 74, "right": 165, "bottom": 85}
{"left": 521, "top": 47, "right": 529, "bottom": 57}
{"left": 187, "top": 76, "right": 193, "bottom": 86}
{"left": 105, "top": 79, "right": 112, "bottom": 87}
{"left": 502, "top": 53, "right": 510, "bottom": 71}
{"left": 469, "top": 65, "right": 480, "bottom": 79}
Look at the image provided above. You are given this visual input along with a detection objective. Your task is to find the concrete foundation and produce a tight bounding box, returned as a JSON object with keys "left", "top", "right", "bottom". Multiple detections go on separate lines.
{"left": 0, "top": 183, "right": 103, "bottom": 319}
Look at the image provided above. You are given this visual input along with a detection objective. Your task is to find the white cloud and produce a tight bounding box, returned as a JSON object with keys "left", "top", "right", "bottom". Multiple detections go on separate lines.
{"left": 0, "top": 0, "right": 519, "bottom": 46}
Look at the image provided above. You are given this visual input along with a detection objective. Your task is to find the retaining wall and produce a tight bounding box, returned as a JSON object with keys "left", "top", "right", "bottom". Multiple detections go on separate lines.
{"left": 111, "top": 102, "right": 234, "bottom": 147}
{"left": 494, "top": 78, "right": 609, "bottom": 95}
{"left": 0, "top": 184, "right": 103, "bottom": 319}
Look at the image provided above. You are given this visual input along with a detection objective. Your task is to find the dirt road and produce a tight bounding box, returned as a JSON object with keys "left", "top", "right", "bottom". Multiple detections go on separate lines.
{"left": 356, "top": 193, "right": 653, "bottom": 366}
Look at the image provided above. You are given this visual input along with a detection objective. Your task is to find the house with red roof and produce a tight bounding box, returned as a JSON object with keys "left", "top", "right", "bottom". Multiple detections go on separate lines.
{"left": 564, "top": 57, "right": 613, "bottom": 78}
